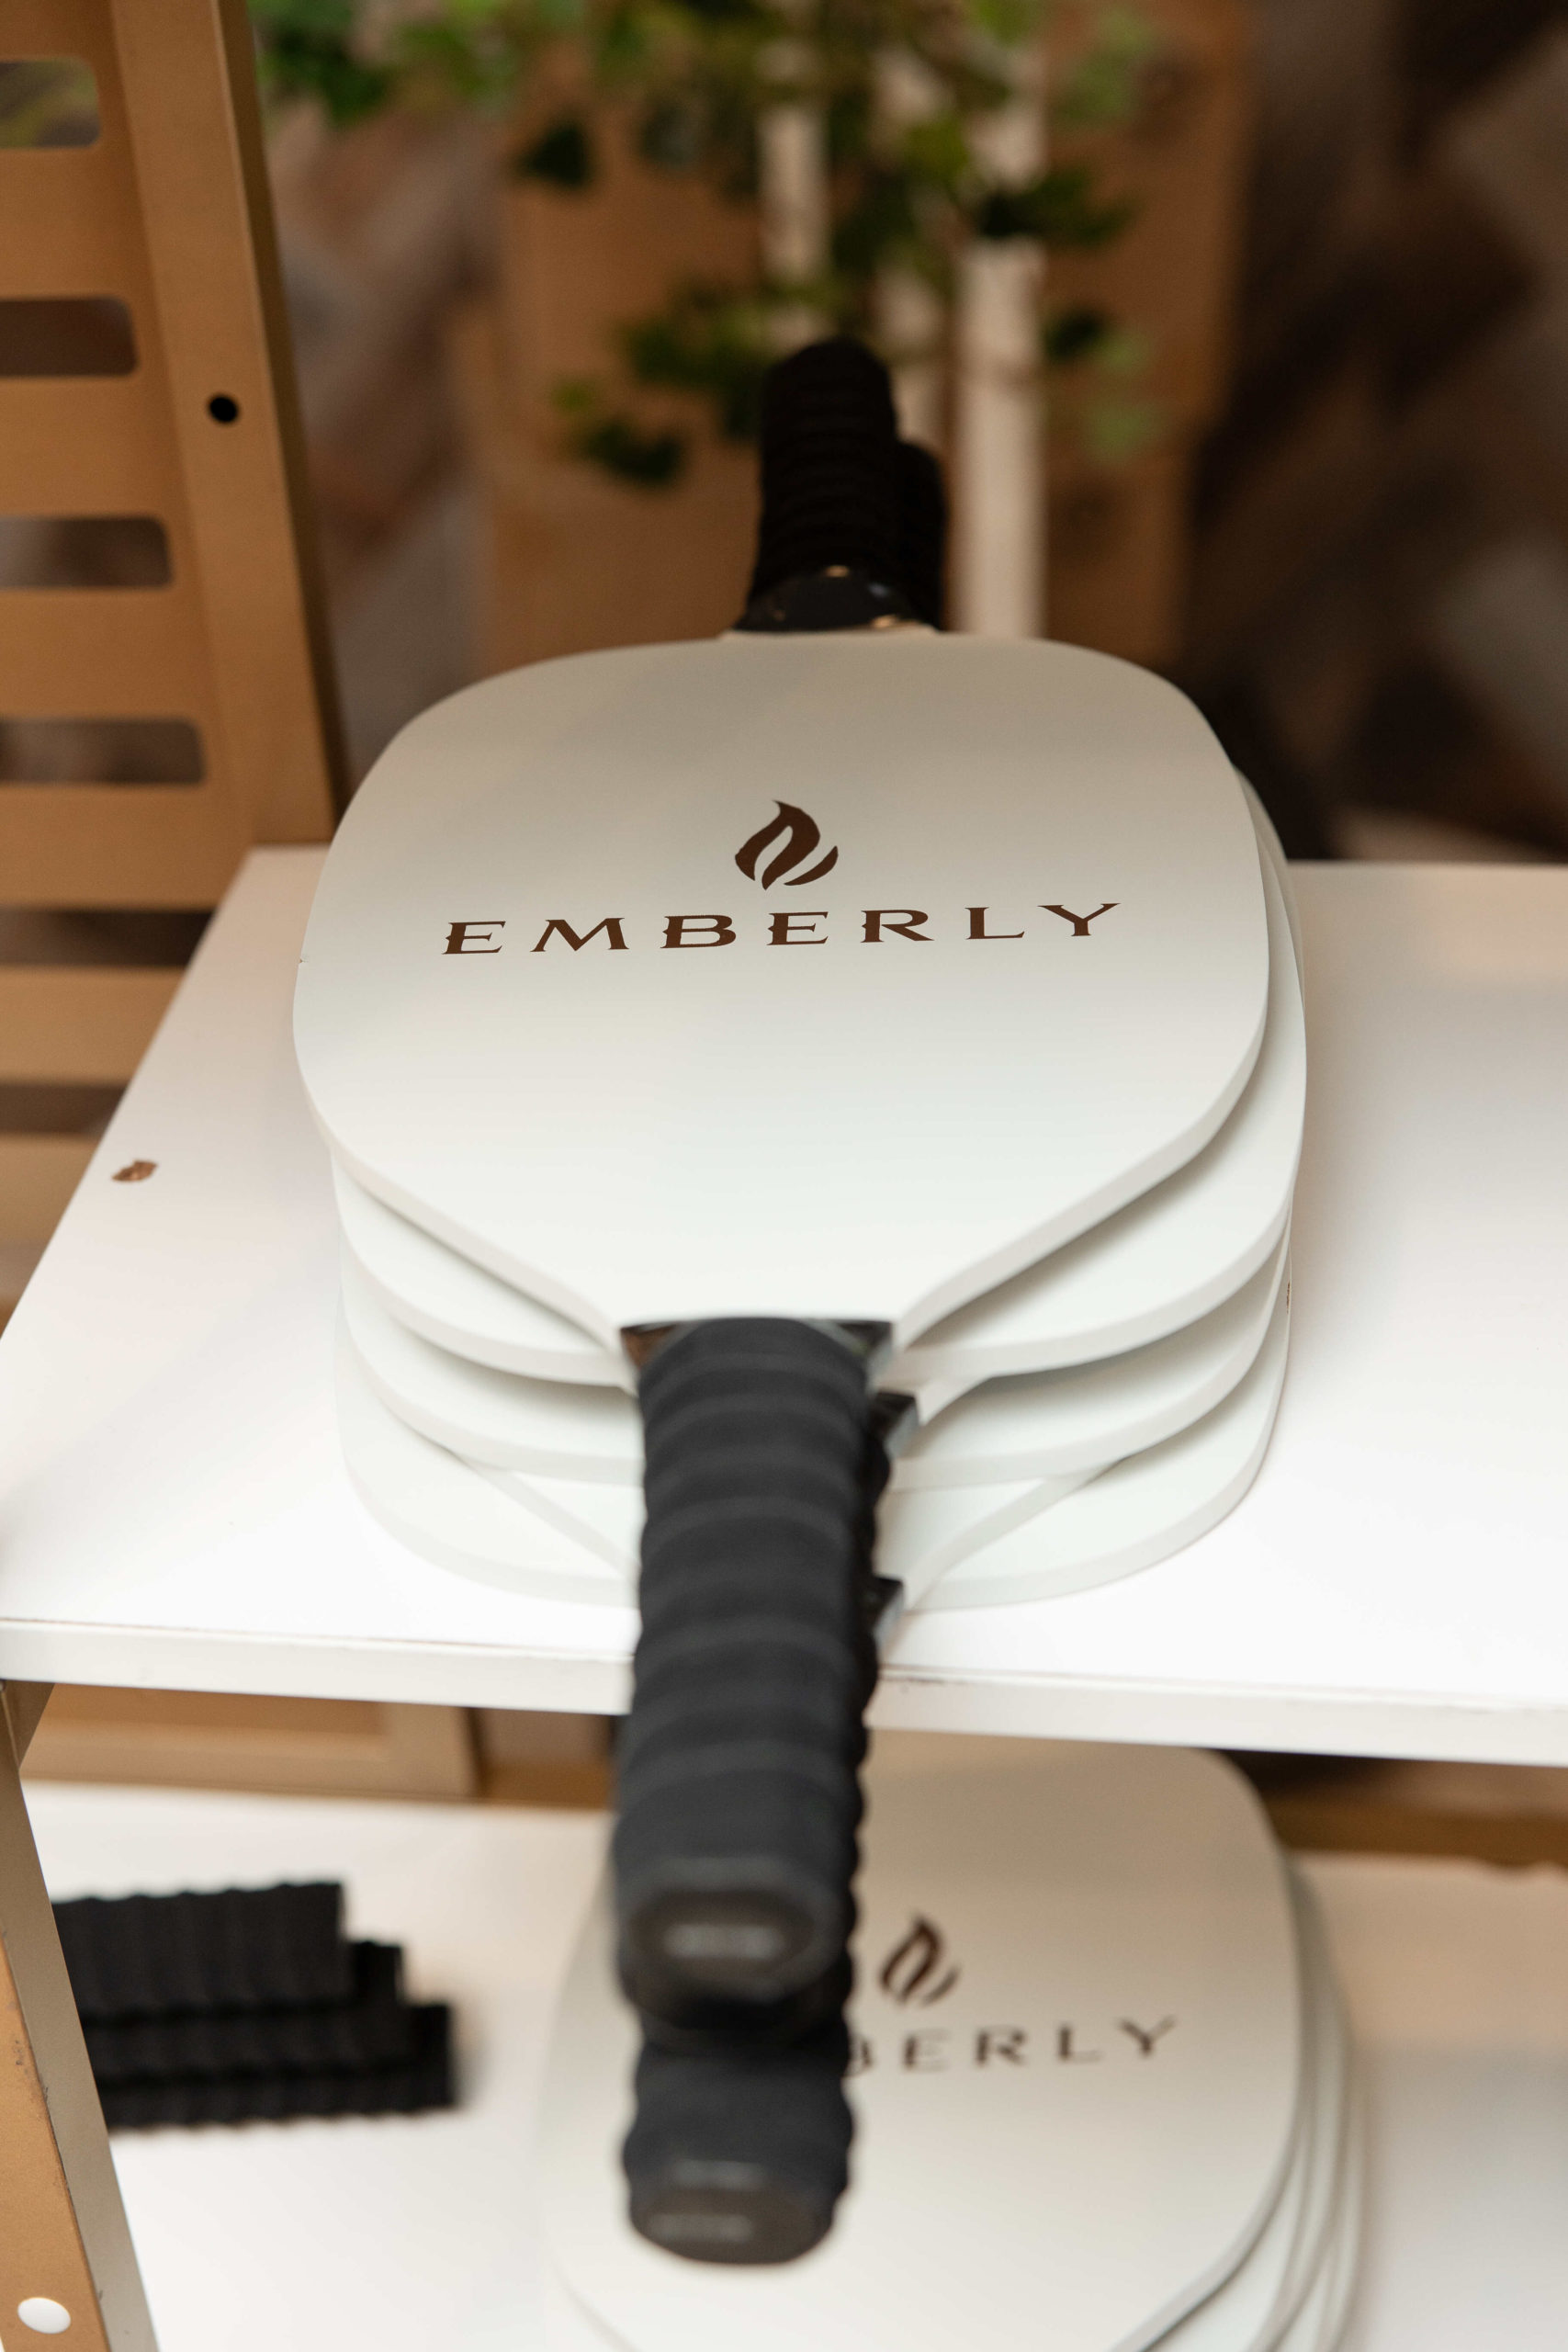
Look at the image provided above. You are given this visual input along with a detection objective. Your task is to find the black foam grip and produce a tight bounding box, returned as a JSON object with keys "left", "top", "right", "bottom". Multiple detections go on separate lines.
{"left": 83, "top": 1943, "right": 414, "bottom": 2083}
{"left": 896, "top": 439, "right": 948, "bottom": 628}
{"left": 615, "top": 1319, "right": 876, "bottom": 2031}
{"left": 747, "top": 339, "right": 905, "bottom": 602}
{"left": 54, "top": 1883, "right": 351, "bottom": 2020}
{"left": 625, "top": 2018, "right": 852, "bottom": 2264}
{"left": 97, "top": 2004, "right": 455, "bottom": 2132}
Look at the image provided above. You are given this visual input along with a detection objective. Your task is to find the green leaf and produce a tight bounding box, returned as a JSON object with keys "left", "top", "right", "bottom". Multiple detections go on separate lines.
{"left": 248, "top": 0, "right": 392, "bottom": 125}
{"left": 976, "top": 164, "right": 1135, "bottom": 247}
{"left": 570, "top": 412, "right": 688, "bottom": 485}
{"left": 1043, "top": 303, "right": 1114, "bottom": 367}
{"left": 620, "top": 281, "right": 770, "bottom": 439}
{"left": 1053, "top": 6, "right": 1160, "bottom": 129}
{"left": 1082, "top": 392, "right": 1164, "bottom": 461}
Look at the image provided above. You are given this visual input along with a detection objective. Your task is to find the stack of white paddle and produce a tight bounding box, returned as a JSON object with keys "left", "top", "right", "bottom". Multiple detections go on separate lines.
{"left": 539, "top": 1742, "right": 1359, "bottom": 2352}
{"left": 301, "top": 640, "right": 1304, "bottom": 1621}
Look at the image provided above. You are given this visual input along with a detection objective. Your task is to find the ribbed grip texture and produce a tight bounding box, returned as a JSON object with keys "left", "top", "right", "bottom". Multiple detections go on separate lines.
{"left": 83, "top": 1943, "right": 413, "bottom": 2082}
{"left": 54, "top": 1883, "right": 350, "bottom": 2019}
{"left": 625, "top": 2019, "right": 852, "bottom": 2265}
{"left": 747, "top": 339, "right": 904, "bottom": 602}
{"left": 615, "top": 1318, "right": 876, "bottom": 2032}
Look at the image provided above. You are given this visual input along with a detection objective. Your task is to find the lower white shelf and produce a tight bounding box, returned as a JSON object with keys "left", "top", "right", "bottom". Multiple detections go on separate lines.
{"left": 24, "top": 1761, "right": 1568, "bottom": 2352}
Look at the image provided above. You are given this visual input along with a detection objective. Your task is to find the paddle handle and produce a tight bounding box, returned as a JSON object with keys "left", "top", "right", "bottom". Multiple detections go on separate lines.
{"left": 624, "top": 2017, "right": 853, "bottom": 2267}
{"left": 614, "top": 1319, "right": 882, "bottom": 2037}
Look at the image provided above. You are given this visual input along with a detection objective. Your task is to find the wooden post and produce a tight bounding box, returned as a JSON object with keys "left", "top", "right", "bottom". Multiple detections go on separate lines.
{"left": 0, "top": 1684, "right": 157, "bottom": 2350}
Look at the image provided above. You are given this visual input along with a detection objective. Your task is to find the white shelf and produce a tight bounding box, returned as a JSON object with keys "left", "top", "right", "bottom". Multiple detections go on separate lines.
{"left": 22, "top": 1768, "right": 1568, "bottom": 2352}
{"left": 2, "top": 850, "right": 1567, "bottom": 1761}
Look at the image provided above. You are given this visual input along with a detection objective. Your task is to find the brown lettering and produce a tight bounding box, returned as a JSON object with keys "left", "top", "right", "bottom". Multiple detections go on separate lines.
{"left": 769, "top": 910, "right": 828, "bottom": 946}
{"left": 663, "top": 914, "right": 737, "bottom": 948}
{"left": 1055, "top": 2026, "right": 1102, "bottom": 2064}
{"left": 863, "top": 910, "right": 931, "bottom": 943}
{"left": 1041, "top": 902, "right": 1118, "bottom": 938}
{"left": 976, "top": 2028, "right": 1027, "bottom": 2066}
{"left": 1117, "top": 2017, "right": 1178, "bottom": 2057}
{"left": 531, "top": 917, "right": 627, "bottom": 953}
{"left": 902, "top": 2031, "right": 950, "bottom": 2072}
{"left": 445, "top": 921, "right": 505, "bottom": 955}
{"left": 845, "top": 2033, "right": 874, "bottom": 2077}
{"left": 968, "top": 907, "right": 1023, "bottom": 940}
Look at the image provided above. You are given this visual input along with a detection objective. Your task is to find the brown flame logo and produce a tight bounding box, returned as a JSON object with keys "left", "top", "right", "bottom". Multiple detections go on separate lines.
{"left": 879, "top": 1915, "right": 960, "bottom": 2007}
{"left": 735, "top": 801, "right": 840, "bottom": 888}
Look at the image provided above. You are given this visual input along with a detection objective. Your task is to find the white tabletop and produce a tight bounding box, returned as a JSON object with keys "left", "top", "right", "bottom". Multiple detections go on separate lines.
{"left": 2, "top": 848, "right": 1566, "bottom": 1763}
{"left": 23, "top": 1766, "right": 1568, "bottom": 2352}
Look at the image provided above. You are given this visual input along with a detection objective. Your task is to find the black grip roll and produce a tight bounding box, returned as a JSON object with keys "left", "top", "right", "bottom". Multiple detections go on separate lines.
{"left": 747, "top": 338, "right": 904, "bottom": 604}
{"left": 625, "top": 2017, "right": 853, "bottom": 2265}
{"left": 615, "top": 1318, "right": 877, "bottom": 2033}
{"left": 896, "top": 439, "right": 948, "bottom": 628}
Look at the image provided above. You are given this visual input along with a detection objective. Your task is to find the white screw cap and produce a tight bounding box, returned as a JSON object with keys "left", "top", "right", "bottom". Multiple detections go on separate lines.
{"left": 17, "top": 2301, "right": 71, "bottom": 2335}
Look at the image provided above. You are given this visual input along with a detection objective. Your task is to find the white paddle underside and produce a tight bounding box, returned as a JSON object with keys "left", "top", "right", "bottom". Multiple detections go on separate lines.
{"left": 338, "top": 1227, "right": 1286, "bottom": 1487}
{"left": 297, "top": 635, "right": 1269, "bottom": 1340}
{"left": 333, "top": 1277, "right": 1289, "bottom": 1610}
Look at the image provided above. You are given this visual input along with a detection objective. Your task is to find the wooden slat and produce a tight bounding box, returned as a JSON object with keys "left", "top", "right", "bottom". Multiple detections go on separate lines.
{"left": 0, "top": 148, "right": 141, "bottom": 293}
{"left": 0, "top": 968, "right": 179, "bottom": 1081}
{"left": 25, "top": 1691, "right": 480, "bottom": 1803}
{"left": 0, "top": 589, "right": 209, "bottom": 708}
{"left": 0, "top": 381, "right": 179, "bottom": 512}
{"left": 0, "top": 1136, "right": 96, "bottom": 1243}
{"left": 0, "top": 790, "right": 243, "bottom": 905}
{"left": 0, "top": 0, "right": 111, "bottom": 53}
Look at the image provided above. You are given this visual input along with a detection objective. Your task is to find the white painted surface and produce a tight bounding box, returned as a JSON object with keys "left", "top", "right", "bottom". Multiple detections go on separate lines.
{"left": 294, "top": 636, "right": 1268, "bottom": 1339}
{"left": 19, "top": 1773, "right": 1568, "bottom": 2352}
{"left": 3, "top": 856, "right": 1568, "bottom": 1762}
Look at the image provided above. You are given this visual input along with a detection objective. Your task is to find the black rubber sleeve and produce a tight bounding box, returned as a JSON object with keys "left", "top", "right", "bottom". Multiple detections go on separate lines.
{"left": 746, "top": 338, "right": 905, "bottom": 603}
{"left": 896, "top": 438, "right": 948, "bottom": 628}
{"left": 614, "top": 1318, "right": 877, "bottom": 2035}
{"left": 624, "top": 2016, "right": 853, "bottom": 2265}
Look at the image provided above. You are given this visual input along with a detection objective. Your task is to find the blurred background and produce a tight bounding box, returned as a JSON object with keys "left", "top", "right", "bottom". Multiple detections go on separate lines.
{"left": 241, "top": 0, "right": 1568, "bottom": 865}
{"left": 10, "top": 0, "right": 1568, "bottom": 849}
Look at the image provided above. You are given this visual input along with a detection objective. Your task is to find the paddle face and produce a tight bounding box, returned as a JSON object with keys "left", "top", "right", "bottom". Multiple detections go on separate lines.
{"left": 296, "top": 634, "right": 1268, "bottom": 1342}
{"left": 541, "top": 1744, "right": 1303, "bottom": 2352}
{"left": 543, "top": 1859, "right": 1352, "bottom": 2352}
